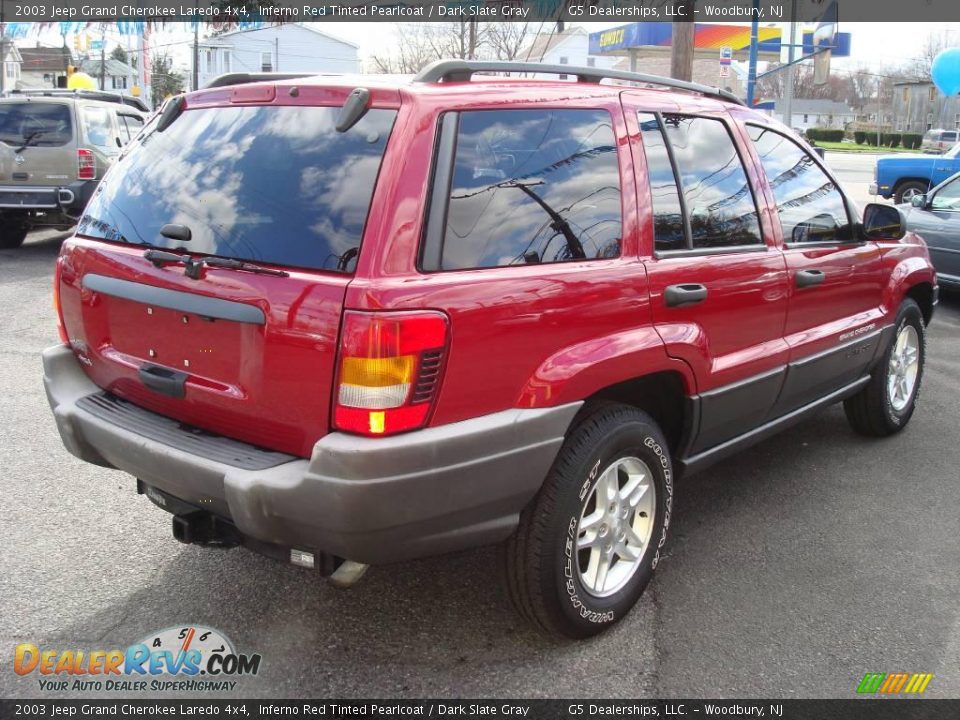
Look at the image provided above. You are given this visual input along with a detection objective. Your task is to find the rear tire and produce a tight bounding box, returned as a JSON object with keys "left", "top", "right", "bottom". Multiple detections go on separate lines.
{"left": 0, "top": 219, "right": 29, "bottom": 249}
{"left": 893, "top": 181, "right": 928, "bottom": 204}
{"left": 844, "top": 299, "right": 925, "bottom": 437}
{"left": 501, "top": 404, "right": 673, "bottom": 639}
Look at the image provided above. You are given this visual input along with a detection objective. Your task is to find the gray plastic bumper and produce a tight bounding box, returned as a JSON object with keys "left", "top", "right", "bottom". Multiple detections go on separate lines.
{"left": 43, "top": 344, "right": 579, "bottom": 564}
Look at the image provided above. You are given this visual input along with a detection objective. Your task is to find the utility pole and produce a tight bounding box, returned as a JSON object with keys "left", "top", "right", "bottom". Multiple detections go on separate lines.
{"left": 99, "top": 30, "right": 106, "bottom": 90}
{"left": 746, "top": 2, "right": 760, "bottom": 105}
{"left": 782, "top": 0, "right": 797, "bottom": 128}
{"left": 468, "top": 20, "right": 477, "bottom": 60}
{"left": 670, "top": 2, "right": 694, "bottom": 82}
{"left": 275, "top": 36, "right": 279, "bottom": 71}
{"left": 192, "top": 23, "right": 199, "bottom": 90}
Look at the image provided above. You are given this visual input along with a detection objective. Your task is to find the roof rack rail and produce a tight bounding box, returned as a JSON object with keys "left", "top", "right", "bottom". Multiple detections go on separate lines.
{"left": 6, "top": 88, "right": 149, "bottom": 112}
{"left": 413, "top": 59, "right": 745, "bottom": 107}
{"left": 204, "top": 72, "right": 320, "bottom": 89}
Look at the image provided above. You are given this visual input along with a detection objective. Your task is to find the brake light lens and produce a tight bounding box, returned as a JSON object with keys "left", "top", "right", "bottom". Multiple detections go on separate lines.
{"left": 77, "top": 149, "right": 95, "bottom": 180}
{"left": 334, "top": 311, "right": 448, "bottom": 436}
{"left": 53, "top": 257, "right": 68, "bottom": 343}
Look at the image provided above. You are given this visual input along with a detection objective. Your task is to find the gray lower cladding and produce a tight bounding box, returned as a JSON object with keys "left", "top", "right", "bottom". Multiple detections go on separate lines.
{"left": 42, "top": 344, "right": 580, "bottom": 564}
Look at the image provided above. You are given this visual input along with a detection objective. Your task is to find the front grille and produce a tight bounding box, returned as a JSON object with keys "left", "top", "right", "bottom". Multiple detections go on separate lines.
{"left": 411, "top": 350, "right": 443, "bottom": 404}
{"left": 76, "top": 392, "right": 296, "bottom": 471}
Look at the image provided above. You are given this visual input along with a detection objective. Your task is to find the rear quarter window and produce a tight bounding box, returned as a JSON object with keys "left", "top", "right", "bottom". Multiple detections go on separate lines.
{"left": 0, "top": 102, "right": 73, "bottom": 147}
{"left": 81, "top": 106, "right": 117, "bottom": 151}
{"left": 78, "top": 105, "right": 397, "bottom": 273}
{"left": 428, "top": 108, "right": 622, "bottom": 271}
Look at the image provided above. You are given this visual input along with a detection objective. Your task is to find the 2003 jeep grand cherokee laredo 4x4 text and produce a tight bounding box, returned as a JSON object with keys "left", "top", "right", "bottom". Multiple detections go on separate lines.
{"left": 43, "top": 61, "right": 938, "bottom": 638}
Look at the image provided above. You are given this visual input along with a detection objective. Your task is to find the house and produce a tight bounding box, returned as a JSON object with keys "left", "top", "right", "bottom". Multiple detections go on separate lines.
{"left": 774, "top": 98, "right": 855, "bottom": 131}
{"left": 17, "top": 45, "right": 72, "bottom": 90}
{"left": 80, "top": 57, "right": 138, "bottom": 92}
{"left": 1, "top": 39, "right": 23, "bottom": 93}
{"left": 892, "top": 80, "right": 960, "bottom": 134}
{"left": 196, "top": 24, "right": 359, "bottom": 89}
{"left": 521, "top": 28, "right": 620, "bottom": 79}
{"left": 855, "top": 101, "right": 894, "bottom": 130}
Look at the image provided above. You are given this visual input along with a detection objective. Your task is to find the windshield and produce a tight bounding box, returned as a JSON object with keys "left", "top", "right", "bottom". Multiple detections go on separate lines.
{"left": 944, "top": 142, "right": 960, "bottom": 158}
{"left": 0, "top": 102, "right": 73, "bottom": 147}
{"left": 78, "top": 104, "right": 397, "bottom": 273}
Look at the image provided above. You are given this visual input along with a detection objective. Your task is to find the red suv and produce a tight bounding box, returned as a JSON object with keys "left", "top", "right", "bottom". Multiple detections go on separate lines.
{"left": 43, "top": 61, "right": 938, "bottom": 638}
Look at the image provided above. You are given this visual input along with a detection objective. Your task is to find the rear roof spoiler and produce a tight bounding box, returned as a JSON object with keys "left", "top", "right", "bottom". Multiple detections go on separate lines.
{"left": 204, "top": 72, "right": 321, "bottom": 89}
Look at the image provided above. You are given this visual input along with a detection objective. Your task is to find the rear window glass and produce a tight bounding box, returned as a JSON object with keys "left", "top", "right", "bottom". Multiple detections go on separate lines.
{"left": 435, "top": 108, "right": 622, "bottom": 270}
{"left": 79, "top": 105, "right": 396, "bottom": 273}
{"left": 0, "top": 102, "right": 73, "bottom": 147}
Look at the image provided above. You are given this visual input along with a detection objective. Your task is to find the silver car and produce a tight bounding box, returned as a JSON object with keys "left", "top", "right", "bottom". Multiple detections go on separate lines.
{"left": 903, "top": 170, "right": 960, "bottom": 288}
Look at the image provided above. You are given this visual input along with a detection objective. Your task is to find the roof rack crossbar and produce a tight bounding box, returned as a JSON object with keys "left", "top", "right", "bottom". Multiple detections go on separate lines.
{"left": 204, "top": 72, "right": 320, "bottom": 89}
{"left": 413, "top": 59, "right": 745, "bottom": 107}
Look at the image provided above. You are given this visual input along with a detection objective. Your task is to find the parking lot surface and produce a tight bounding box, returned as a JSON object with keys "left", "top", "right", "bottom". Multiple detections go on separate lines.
{"left": 2, "top": 154, "right": 958, "bottom": 698}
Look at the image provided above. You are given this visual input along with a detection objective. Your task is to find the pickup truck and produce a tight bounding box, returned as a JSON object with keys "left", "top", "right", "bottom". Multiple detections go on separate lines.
{"left": 871, "top": 142, "right": 960, "bottom": 203}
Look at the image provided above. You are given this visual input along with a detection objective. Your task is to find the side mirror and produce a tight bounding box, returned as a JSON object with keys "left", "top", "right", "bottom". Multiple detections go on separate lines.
{"left": 910, "top": 193, "right": 927, "bottom": 208}
{"left": 862, "top": 203, "right": 906, "bottom": 241}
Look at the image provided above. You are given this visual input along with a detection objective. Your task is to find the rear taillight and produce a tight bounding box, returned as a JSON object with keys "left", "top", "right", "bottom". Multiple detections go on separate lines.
{"left": 77, "top": 149, "right": 95, "bottom": 180}
{"left": 334, "top": 311, "right": 448, "bottom": 437}
{"left": 53, "top": 257, "right": 68, "bottom": 343}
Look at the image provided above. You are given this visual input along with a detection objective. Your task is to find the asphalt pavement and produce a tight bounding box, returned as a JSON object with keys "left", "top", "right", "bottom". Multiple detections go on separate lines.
{"left": 822, "top": 151, "right": 883, "bottom": 209}
{"left": 1, "top": 155, "right": 958, "bottom": 699}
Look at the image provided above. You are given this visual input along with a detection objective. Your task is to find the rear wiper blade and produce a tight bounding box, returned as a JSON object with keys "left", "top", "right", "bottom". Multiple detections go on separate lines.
{"left": 15, "top": 130, "right": 46, "bottom": 154}
{"left": 200, "top": 256, "right": 290, "bottom": 277}
{"left": 144, "top": 249, "right": 190, "bottom": 267}
{"left": 143, "top": 249, "right": 289, "bottom": 278}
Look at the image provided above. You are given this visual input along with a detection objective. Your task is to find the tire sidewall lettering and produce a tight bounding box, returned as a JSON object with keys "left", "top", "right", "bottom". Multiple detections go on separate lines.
{"left": 561, "top": 428, "right": 673, "bottom": 626}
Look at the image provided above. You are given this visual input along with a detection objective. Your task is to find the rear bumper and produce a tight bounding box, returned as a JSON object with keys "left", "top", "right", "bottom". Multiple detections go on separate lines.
{"left": 0, "top": 181, "right": 95, "bottom": 217}
{"left": 43, "top": 344, "right": 578, "bottom": 564}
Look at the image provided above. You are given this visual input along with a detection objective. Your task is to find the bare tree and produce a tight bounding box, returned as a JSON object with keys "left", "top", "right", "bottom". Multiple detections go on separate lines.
{"left": 369, "top": 25, "right": 443, "bottom": 74}
{"left": 485, "top": 22, "right": 532, "bottom": 61}
{"left": 901, "top": 31, "right": 947, "bottom": 80}
{"left": 369, "top": 22, "right": 534, "bottom": 74}
{"left": 845, "top": 67, "right": 876, "bottom": 113}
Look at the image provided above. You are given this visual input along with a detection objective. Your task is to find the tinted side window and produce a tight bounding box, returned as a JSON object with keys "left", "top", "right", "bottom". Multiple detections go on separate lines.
{"left": 931, "top": 176, "right": 960, "bottom": 211}
{"left": 638, "top": 113, "right": 685, "bottom": 252}
{"left": 661, "top": 115, "right": 763, "bottom": 249}
{"left": 439, "top": 109, "right": 622, "bottom": 270}
{"left": 747, "top": 125, "right": 852, "bottom": 244}
{"left": 118, "top": 114, "right": 144, "bottom": 143}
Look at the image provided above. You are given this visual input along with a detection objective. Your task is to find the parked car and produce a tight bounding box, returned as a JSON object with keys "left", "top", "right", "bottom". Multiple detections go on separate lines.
{"left": 901, "top": 170, "right": 960, "bottom": 289}
{"left": 42, "top": 61, "right": 937, "bottom": 638}
{"left": 870, "top": 141, "right": 960, "bottom": 204}
{"left": 0, "top": 90, "right": 147, "bottom": 248}
{"left": 920, "top": 128, "right": 959, "bottom": 154}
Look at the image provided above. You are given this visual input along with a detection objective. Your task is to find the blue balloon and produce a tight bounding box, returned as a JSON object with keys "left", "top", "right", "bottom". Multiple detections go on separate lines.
{"left": 931, "top": 48, "right": 960, "bottom": 96}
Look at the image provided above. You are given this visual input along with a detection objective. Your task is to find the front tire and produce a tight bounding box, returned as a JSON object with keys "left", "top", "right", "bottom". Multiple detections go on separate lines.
{"left": 844, "top": 299, "right": 925, "bottom": 437}
{"left": 893, "top": 181, "right": 928, "bottom": 204}
{"left": 502, "top": 404, "right": 673, "bottom": 639}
